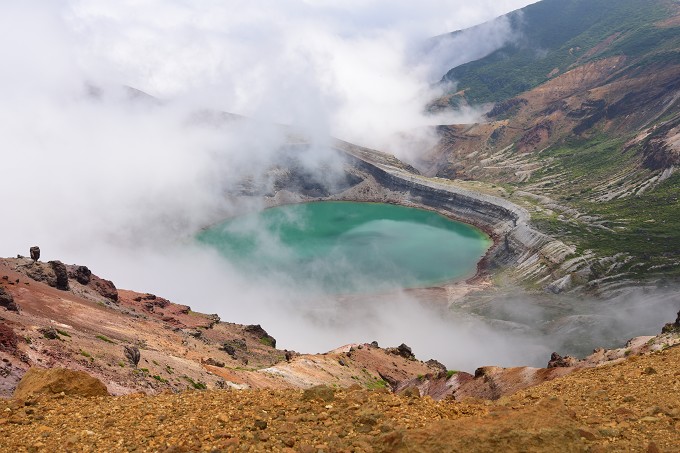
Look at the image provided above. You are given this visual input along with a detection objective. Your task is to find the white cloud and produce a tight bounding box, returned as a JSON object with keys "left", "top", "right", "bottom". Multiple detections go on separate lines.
{"left": 2, "top": 0, "right": 600, "bottom": 372}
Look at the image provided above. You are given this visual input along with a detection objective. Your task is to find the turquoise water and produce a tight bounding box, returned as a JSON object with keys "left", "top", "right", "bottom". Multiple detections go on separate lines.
{"left": 197, "top": 202, "right": 492, "bottom": 293}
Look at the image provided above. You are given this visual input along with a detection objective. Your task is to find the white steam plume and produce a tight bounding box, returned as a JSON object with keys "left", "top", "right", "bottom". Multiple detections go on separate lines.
{"left": 5, "top": 0, "right": 667, "bottom": 374}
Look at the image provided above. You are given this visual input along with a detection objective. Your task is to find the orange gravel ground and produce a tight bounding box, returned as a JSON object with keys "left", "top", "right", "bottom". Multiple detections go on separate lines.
{"left": 1, "top": 345, "right": 679, "bottom": 452}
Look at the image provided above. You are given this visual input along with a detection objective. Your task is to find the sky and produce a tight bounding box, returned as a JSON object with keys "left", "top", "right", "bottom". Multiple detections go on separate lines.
{"left": 6, "top": 0, "right": 674, "bottom": 372}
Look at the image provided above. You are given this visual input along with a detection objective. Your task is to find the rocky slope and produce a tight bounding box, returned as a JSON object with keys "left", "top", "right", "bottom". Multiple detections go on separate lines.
{"left": 3, "top": 254, "right": 679, "bottom": 404}
{"left": 418, "top": 0, "right": 680, "bottom": 293}
{"left": 0, "top": 256, "right": 448, "bottom": 398}
{"left": 1, "top": 332, "right": 679, "bottom": 452}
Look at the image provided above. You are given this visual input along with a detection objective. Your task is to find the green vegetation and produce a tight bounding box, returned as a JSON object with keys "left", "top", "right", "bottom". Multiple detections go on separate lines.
{"left": 56, "top": 329, "right": 71, "bottom": 337}
{"left": 521, "top": 132, "right": 680, "bottom": 279}
{"left": 95, "top": 334, "right": 115, "bottom": 344}
{"left": 79, "top": 350, "right": 92, "bottom": 359}
{"left": 183, "top": 376, "right": 207, "bottom": 390}
{"left": 259, "top": 337, "right": 275, "bottom": 347}
{"left": 152, "top": 375, "right": 168, "bottom": 383}
{"left": 366, "top": 379, "right": 387, "bottom": 390}
{"left": 444, "top": 0, "right": 675, "bottom": 103}
{"left": 446, "top": 370, "right": 458, "bottom": 379}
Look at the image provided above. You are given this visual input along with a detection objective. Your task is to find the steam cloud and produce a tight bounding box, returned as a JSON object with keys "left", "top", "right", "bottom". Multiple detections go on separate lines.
{"left": 3, "top": 0, "right": 674, "bottom": 372}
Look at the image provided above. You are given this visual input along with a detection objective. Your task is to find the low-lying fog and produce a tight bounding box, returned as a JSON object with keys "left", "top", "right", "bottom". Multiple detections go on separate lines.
{"left": 1, "top": 0, "right": 676, "bottom": 372}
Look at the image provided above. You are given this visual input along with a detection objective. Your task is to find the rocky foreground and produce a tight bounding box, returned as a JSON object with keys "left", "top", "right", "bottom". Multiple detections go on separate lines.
{"left": 2, "top": 254, "right": 680, "bottom": 451}
{"left": 0, "top": 343, "right": 678, "bottom": 452}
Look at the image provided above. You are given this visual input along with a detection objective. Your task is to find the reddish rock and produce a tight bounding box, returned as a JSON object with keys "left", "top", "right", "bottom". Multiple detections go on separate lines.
{"left": 0, "top": 322, "right": 18, "bottom": 354}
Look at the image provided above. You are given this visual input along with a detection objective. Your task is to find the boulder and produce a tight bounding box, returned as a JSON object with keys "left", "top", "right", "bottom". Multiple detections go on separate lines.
{"left": 0, "top": 286, "right": 18, "bottom": 312}
{"left": 48, "top": 261, "right": 69, "bottom": 291}
{"left": 13, "top": 367, "right": 109, "bottom": 399}
{"left": 29, "top": 246, "right": 40, "bottom": 262}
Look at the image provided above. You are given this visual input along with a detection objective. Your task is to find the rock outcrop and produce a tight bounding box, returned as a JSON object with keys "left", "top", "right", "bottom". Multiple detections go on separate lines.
{"left": 244, "top": 324, "right": 276, "bottom": 348}
{"left": 547, "top": 352, "right": 579, "bottom": 368}
{"left": 70, "top": 265, "right": 91, "bottom": 285}
{"left": 66, "top": 264, "right": 118, "bottom": 301}
{"left": 48, "top": 260, "right": 69, "bottom": 291}
{"left": 662, "top": 310, "right": 680, "bottom": 334}
{"left": 388, "top": 343, "right": 416, "bottom": 360}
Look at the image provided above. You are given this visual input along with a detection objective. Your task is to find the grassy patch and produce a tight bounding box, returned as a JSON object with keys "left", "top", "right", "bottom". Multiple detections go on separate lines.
{"left": 183, "top": 376, "right": 207, "bottom": 390}
{"left": 366, "top": 379, "right": 387, "bottom": 390}
{"left": 95, "top": 334, "right": 115, "bottom": 344}
{"left": 259, "top": 337, "right": 274, "bottom": 347}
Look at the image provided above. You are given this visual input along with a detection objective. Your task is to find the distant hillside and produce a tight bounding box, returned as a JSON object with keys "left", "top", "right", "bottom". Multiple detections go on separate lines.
{"left": 441, "top": 0, "right": 679, "bottom": 104}
{"left": 421, "top": 0, "right": 680, "bottom": 289}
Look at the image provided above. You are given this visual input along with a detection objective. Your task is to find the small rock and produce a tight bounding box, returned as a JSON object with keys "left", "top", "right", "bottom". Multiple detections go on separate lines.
{"left": 254, "top": 419, "right": 267, "bottom": 430}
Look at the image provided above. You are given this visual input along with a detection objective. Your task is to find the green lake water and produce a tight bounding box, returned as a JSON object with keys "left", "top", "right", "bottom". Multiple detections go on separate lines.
{"left": 197, "top": 202, "right": 492, "bottom": 293}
